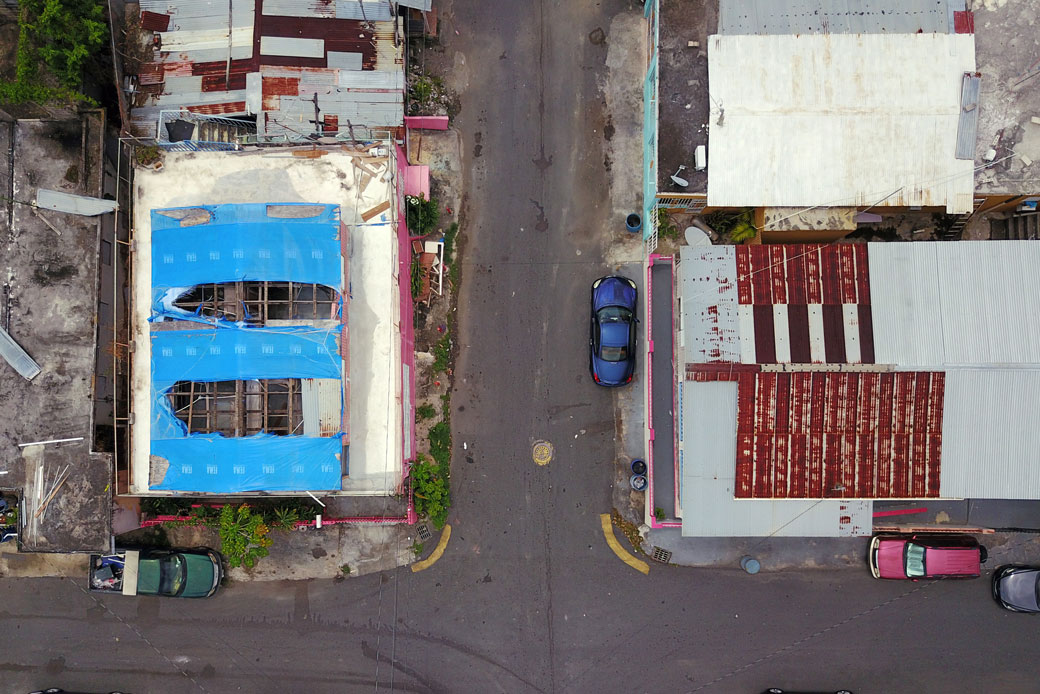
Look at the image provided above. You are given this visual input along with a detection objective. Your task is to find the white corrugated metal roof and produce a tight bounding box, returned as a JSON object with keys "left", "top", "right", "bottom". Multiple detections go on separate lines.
{"left": 870, "top": 241, "right": 1040, "bottom": 368}
{"left": 679, "top": 245, "right": 741, "bottom": 364}
{"left": 260, "top": 36, "right": 325, "bottom": 58}
{"left": 941, "top": 369, "right": 1040, "bottom": 499}
{"left": 707, "top": 33, "right": 977, "bottom": 213}
{"left": 680, "top": 380, "right": 871, "bottom": 537}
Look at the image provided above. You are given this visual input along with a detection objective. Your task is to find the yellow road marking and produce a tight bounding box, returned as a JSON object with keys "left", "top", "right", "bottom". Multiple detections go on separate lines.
{"left": 599, "top": 514, "right": 649, "bottom": 575}
{"left": 411, "top": 524, "right": 452, "bottom": 572}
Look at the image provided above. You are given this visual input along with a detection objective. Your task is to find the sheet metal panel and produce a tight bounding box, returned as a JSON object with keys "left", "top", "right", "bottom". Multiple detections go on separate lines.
{"left": 327, "top": 51, "right": 364, "bottom": 70}
{"left": 337, "top": 0, "right": 395, "bottom": 20}
{"left": 679, "top": 245, "right": 741, "bottom": 364}
{"left": 734, "top": 371, "right": 944, "bottom": 499}
{"left": 681, "top": 380, "right": 871, "bottom": 536}
{"left": 302, "top": 378, "right": 343, "bottom": 437}
{"left": 707, "top": 33, "right": 977, "bottom": 213}
{"left": 956, "top": 73, "right": 981, "bottom": 160}
{"left": 870, "top": 241, "right": 1040, "bottom": 367}
{"left": 0, "top": 325, "right": 42, "bottom": 380}
{"left": 941, "top": 369, "right": 1040, "bottom": 499}
{"left": 261, "top": 36, "right": 325, "bottom": 58}
{"left": 719, "top": 0, "right": 955, "bottom": 35}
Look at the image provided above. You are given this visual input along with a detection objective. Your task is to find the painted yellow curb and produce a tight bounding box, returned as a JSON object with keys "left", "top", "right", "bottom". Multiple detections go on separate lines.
{"left": 411, "top": 524, "right": 452, "bottom": 572}
{"left": 599, "top": 514, "right": 649, "bottom": 575}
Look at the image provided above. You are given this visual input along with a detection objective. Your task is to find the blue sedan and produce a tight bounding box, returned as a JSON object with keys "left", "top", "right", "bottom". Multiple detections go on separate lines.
{"left": 590, "top": 276, "right": 637, "bottom": 386}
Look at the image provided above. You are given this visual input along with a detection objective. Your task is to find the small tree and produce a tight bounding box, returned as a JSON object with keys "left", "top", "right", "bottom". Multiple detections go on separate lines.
{"left": 406, "top": 194, "right": 440, "bottom": 236}
{"left": 218, "top": 504, "right": 273, "bottom": 569}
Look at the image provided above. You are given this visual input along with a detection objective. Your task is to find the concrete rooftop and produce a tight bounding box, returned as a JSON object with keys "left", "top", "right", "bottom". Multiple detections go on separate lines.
{"left": 0, "top": 115, "right": 112, "bottom": 552}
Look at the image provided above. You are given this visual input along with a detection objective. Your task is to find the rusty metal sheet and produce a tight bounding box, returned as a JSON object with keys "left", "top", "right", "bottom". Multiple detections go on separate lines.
{"left": 302, "top": 378, "right": 343, "bottom": 437}
{"left": 734, "top": 371, "right": 944, "bottom": 499}
{"left": 140, "top": 10, "right": 171, "bottom": 31}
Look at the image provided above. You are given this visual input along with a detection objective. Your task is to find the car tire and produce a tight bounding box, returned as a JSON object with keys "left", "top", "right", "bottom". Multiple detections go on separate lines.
{"left": 980, "top": 546, "right": 988, "bottom": 563}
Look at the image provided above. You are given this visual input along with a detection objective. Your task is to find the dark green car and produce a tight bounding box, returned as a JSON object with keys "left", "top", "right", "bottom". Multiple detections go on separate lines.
{"left": 90, "top": 548, "right": 223, "bottom": 598}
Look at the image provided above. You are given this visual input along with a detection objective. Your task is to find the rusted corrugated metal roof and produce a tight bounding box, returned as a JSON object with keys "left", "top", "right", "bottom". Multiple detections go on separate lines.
{"left": 695, "top": 370, "right": 945, "bottom": 500}
{"left": 735, "top": 244, "right": 870, "bottom": 306}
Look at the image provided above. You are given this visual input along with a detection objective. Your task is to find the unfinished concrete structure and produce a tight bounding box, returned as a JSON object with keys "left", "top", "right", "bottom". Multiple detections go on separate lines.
{"left": 0, "top": 113, "right": 112, "bottom": 551}
{"left": 130, "top": 145, "right": 412, "bottom": 496}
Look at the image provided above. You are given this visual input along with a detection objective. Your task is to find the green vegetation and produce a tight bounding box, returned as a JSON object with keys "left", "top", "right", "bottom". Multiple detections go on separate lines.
{"left": 410, "top": 541, "right": 425, "bottom": 557}
{"left": 654, "top": 507, "right": 665, "bottom": 522}
{"left": 411, "top": 256, "right": 424, "bottom": 299}
{"left": 406, "top": 193, "right": 440, "bottom": 236}
{"left": 416, "top": 403, "right": 437, "bottom": 420}
{"left": 656, "top": 208, "right": 680, "bottom": 240}
{"left": 340, "top": 564, "right": 351, "bottom": 575}
{"left": 217, "top": 504, "right": 273, "bottom": 569}
{"left": 0, "top": 0, "right": 107, "bottom": 105}
{"left": 432, "top": 332, "right": 451, "bottom": 374}
{"left": 411, "top": 454, "right": 450, "bottom": 529}
{"left": 703, "top": 208, "right": 758, "bottom": 244}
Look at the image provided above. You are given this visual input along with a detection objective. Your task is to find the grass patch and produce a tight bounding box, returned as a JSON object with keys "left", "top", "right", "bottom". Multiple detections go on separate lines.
{"left": 416, "top": 403, "right": 437, "bottom": 420}
{"left": 432, "top": 332, "right": 451, "bottom": 374}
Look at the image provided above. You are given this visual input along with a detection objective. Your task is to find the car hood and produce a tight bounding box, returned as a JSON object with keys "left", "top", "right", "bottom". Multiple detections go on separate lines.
{"left": 999, "top": 571, "right": 1040, "bottom": 611}
{"left": 593, "top": 279, "right": 636, "bottom": 311}
{"left": 875, "top": 539, "right": 908, "bottom": 578}
{"left": 181, "top": 552, "right": 219, "bottom": 598}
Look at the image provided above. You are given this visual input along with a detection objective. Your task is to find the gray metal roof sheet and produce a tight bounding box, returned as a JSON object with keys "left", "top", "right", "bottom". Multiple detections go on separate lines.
{"left": 719, "top": 0, "right": 958, "bottom": 35}
{"left": 869, "top": 241, "right": 1040, "bottom": 368}
{"left": 0, "top": 325, "right": 42, "bottom": 380}
{"left": 679, "top": 245, "right": 741, "bottom": 364}
{"left": 941, "top": 369, "right": 1040, "bottom": 499}
{"left": 956, "top": 72, "right": 981, "bottom": 160}
{"left": 260, "top": 36, "right": 325, "bottom": 58}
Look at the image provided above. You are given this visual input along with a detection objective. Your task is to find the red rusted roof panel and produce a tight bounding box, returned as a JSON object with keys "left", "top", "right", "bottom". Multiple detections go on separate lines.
{"left": 140, "top": 10, "right": 171, "bottom": 31}
{"left": 734, "top": 371, "right": 944, "bottom": 499}
{"left": 138, "top": 62, "right": 165, "bottom": 85}
{"left": 189, "top": 101, "right": 248, "bottom": 115}
{"left": 736, "top": 244, "right": 871, "bottom": 306}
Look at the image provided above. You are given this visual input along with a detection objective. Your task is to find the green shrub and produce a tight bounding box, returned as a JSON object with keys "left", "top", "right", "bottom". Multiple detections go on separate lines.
{"left": 432, "top": 332, "right": 451, "bottom": 374}
{"left": 406, "top": 194, "right": 440, "bottom": 236}
{"left": 218, "top": 504, "right": 273, "bottom": 569}
{"left": 411, "top": 455, "right": 450, "bottom": 529}
{"left": 416, "top": 403, "right": 437, "bottom": 420}
{"left": 411, "top": 256, "right": 424, "bottom": 298}
{"left": 657, "top": 209, "right": 679, "bottom": 240}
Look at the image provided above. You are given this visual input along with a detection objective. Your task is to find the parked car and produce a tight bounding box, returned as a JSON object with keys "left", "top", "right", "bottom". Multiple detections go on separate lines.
{"left": 589, "top": 276, "right": 637, "bottom": 386}
{"left": 89, "top": 548, "right": 223, "bottom": 598}
{"left": 868, "top": 534, "right": 985, "bottom": 580}
{"left": 992, "top": 565, "right": 1040, "bottom": 612}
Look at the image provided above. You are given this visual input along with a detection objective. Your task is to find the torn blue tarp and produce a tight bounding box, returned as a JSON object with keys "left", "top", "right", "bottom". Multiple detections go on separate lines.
{"left": 150, "top": 203, "right": 342, "bottom": 316}
{"left": 151, "top": 434, "right": 343, "bottom": 492}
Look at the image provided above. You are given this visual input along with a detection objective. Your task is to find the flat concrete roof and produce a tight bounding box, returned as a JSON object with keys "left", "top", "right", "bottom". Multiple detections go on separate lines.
{"left": 973, "top": 2, "right": 1040, "bottom": 196}
{"left": 131, "top": 147, "right": 402, "bottom": 495}
{"left": 0, "top": 115, "right": 112, "bottom": 552}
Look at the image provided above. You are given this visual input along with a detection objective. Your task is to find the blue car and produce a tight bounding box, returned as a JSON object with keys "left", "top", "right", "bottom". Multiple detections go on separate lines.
{"left": 590, "top": 276, "right": 637, "bottom": 386}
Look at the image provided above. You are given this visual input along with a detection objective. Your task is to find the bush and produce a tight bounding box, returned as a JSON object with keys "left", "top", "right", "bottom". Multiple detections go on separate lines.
{"left": 411, "top": 455, "right": 450, "bottom": 529}
{"left": 432, "top": 332, "right": 451, "bottom": 374}
{"left": 218, "top": 504, "right": 273, "bottom": 569}
{"left": 657, "top": 209, "right": 679, "bottom": 240}
{"left": 411, "top": 256, "right": 424, "bottom": 298}
{"left": 416, "top": 403, "right": 437, "bottom": 420}
{"left": 406, "top": 194, "right": 440, "bottom": 236}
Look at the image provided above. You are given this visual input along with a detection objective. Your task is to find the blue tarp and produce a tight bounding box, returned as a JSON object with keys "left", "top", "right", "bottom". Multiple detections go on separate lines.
{"left": 147, "top": 202, "right": 347, "bottom": 493}
{"left": 150, "top": 203, "right": 342, "bottom": 318}
{"left": 151, "top": 435, "right": 342, "bottom": 492}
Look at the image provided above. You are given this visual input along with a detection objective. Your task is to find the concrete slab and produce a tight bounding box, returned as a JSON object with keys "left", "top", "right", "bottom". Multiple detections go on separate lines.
{"left": 0, "top": 114, "right": 112, "bottom": 552}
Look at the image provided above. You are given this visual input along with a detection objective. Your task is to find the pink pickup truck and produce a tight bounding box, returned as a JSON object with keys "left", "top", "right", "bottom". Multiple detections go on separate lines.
{"left": 869, "top": 534, "right": 987, "bottom": 580}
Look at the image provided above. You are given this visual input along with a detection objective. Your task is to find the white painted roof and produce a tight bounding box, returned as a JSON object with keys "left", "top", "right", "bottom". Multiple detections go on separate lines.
{"left": 869, "top": 241, "right": 1040, "bottom": 368}
{"left": 680, "top": 380, "right": 871, "bottom": 537}
{"left": 707, "top": 33, "right": 977, "bottom": 213}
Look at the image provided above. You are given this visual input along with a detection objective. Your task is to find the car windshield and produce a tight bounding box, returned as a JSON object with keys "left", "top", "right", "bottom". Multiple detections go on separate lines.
{"left": 598, "top": 306, "right": 633, "bottom": 323}
{"left": 905, "top": 543, "right": 926, "bottom": 578}
{"left": 159, "top": 555, "right": 186, "bottom": 596}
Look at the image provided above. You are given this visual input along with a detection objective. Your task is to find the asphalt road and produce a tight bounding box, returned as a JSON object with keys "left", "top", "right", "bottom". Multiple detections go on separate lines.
{"left": 4, "top": 2, "right": 1040, "bottom": 693}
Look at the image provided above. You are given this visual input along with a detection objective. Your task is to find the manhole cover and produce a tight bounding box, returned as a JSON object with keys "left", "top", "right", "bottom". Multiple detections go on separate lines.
{"left": 416, "top": 524, "right": 431, "bottom": 542}
{"left": 532, "top": 440, "right": 554, "bottom": 466}
{"left": 652, "top": 547, "right": 672, "bottom": 564}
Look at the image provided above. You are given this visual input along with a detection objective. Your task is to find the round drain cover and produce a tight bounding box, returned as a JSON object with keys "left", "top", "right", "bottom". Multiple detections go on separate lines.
{"left": 532, "top": 440, "right": 554, "bottom": 466}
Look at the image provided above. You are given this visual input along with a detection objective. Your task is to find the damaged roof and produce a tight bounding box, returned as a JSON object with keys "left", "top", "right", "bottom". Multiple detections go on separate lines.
{"left": 128, "top": 0, "right": 405, "bottom": 138}
{"left": 0, "top": 115, "right": 112, "bottom": 552}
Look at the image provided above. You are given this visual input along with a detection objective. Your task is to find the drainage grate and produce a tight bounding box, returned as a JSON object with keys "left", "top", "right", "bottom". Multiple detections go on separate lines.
{"left": 416, "top": 524, "right": 431, "bottom": 542}
{"left": 651, "top": 547, "right": 672, "bottom": 564}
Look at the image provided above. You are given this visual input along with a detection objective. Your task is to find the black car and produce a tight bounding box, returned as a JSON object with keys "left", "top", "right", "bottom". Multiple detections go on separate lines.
{"left": 992, "top": 564, "right": 1040, "bottom": 612}
{"left": 589, "top": 276, "right": 637, "bottom": 386}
